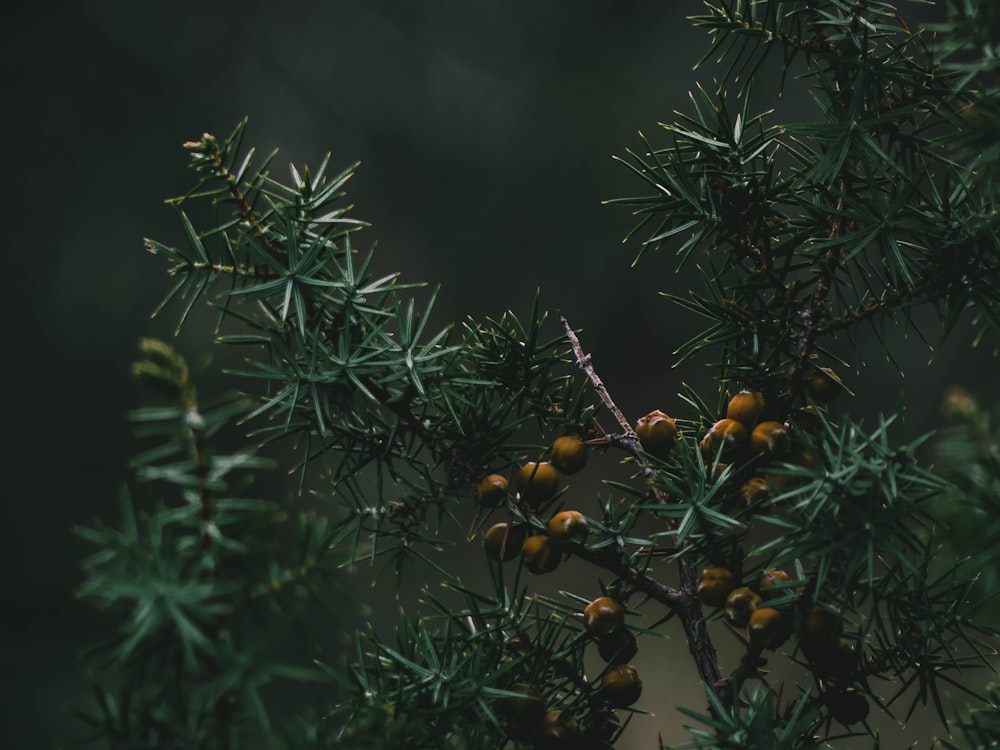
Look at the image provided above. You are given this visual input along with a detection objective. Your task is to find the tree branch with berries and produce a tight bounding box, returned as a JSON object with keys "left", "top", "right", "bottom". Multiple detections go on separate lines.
{"left": 74, "top": 1, "right": 1000, "bottom": 749}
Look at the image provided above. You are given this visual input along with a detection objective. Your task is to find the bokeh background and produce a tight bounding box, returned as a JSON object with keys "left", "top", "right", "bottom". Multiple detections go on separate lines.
{"left": 8, "top": 1, "right": 997, "bottom": 747}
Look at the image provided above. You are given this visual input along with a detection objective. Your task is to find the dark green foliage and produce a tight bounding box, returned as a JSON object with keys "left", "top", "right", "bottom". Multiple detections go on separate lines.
{"left": 76, "top": 1, "right": 1000, "bottom": 748}
{"left": 75, "top": 340, "right": 345, "bottom": 748}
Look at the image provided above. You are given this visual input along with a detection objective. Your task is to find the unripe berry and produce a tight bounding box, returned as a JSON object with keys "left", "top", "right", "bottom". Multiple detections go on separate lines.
{"left": 597, "top": 628, "right": 638, "bottom": 664}
{"left": 749, "top": 420, "right": 791, "bottom": 458}
{"left": 539, "top": 710, "right": 582, "bottom": 745}
{"left": 829, "top": 688, "right": 869, "bottom": 725}
{"left": 475, "top": 473, "right": 509, "bottom": 507}
{"left": 724, "top": 586, "right": 762, "bottom": 627}
{"left": 800, "top": 604, "right": 841, "bottom": 649}
{"left": 549, "top": 435, "right": 588, "bottom": 475}
{"left": 806, "top": 367, "right": 844, "bottom": 402}
{"left": 483, "top": 522, "right": 527, "bottom": 562}
{"left": 546, "top": 510, "right": 589, "bottom": 550}
{"left": 696, "top": 566, "right": 735, "bottom": 607}
{"left": 635, "top": 410, "right": 678, "bottom": 456}
{"left": 809, "top": 638, "right": 858, "bottom": 681}
{"left": 499, "top": 684, "right": 545, "bottom": 740}
{"left": 599, "top": 665, "right": 643, "bottom": 708}
{"left": 747, "top": 607, "right": 793, "bottom": 650}
{"left": 790, "top": 406, "right": 825, "bottom": 435}
{"left": 516, "top": 461, "right": 560, "bottom": 507}
{"left": 521, "top": 534, "right": 562, "bottom": 574}
{"left": 726, "top": 389, "right": 766, "bottom": 427}
{"left": 699, "top": 418, "right": 748, "bottom": 458}
{"left": 583, "top": 596, "right": 626, "bottom": 636}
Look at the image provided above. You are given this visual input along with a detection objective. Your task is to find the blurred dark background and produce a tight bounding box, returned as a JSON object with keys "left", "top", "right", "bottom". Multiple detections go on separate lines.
{"left": 6, "top": 1, "right": 994, "bottom": 748}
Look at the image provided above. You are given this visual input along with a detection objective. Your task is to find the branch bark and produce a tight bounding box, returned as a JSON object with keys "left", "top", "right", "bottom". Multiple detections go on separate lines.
{"left": 560, "top": 314, "right": 723, "bottom": 692}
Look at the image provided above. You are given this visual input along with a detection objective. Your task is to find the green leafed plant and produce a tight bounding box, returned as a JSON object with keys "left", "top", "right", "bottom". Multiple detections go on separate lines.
{"left": 76, "top": 1, "right": 1000, "bottom": 748}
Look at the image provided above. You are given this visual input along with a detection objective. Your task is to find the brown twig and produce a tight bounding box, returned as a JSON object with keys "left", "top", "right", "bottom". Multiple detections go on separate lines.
{"left": 559, "top": 313, "right": 724, "bottom": 692}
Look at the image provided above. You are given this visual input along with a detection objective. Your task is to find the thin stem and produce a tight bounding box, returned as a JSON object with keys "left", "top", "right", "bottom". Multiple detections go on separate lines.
{"left": 560, "top": 314, "right": 724, "bottom": 695}
{"left": 571, "top": 545, "right": 682, "bottom": 607}
{"left": 559, "top": 313, "right": 634, "bottom": 436}
{"left": 182, "top": 134, "right": 285, "bottom": 263}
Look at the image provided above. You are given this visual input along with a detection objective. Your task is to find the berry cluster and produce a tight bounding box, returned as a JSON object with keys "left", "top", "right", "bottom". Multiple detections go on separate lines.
{"left": 474, "top": 435, "right": 652, "bottom": 745}
{"left": 498, "top": 680, "right": 621, "bottom": 749}
{"left": 695, "top": 563, "right": 868, "bottom": 726}
{"left": 473, "top": 367, "right": 864, "bottom": 743}
{"left": 477, "top": 435, "right": 590, "bottom": 575}
{"left": 492, "top": 596, "right": 643, "bottom": 747}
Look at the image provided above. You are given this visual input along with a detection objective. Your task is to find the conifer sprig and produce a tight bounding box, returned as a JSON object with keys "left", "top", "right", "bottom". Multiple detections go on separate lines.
{"left": 75, "top": 2, "right": 1000, "bottom": 748}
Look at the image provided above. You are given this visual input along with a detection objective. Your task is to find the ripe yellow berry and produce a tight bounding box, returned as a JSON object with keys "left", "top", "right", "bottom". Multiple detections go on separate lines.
{"left": 583, "top": 596, "right": 626, "bottom": 636}
{"left": 749, "top": 420, "right": 791, "bottom": 458}
{"left": 724, "top": 586, "right": 762, "bottom": 627}
{"left": 747, "top": 607, "right": 793, "bottom": 650}
{"left": 635, "top": 410, "right": 678, "bottom": 456}
{"left": 598, "top": 664, "right": 643, "bottom": 708}
{"left": 696, "top": 566, "right": 735, "bottom": 608}
{"left": 521, "top": 534, "right": 562, "bottom": 574}
{"left": 726, "top": 389, "right": 766, "bottom": 427}
{"left": 475, "top": 473, "right": 509, "bottom": 507}
{"left": 699, "top": 418, "right": 748, "bottom": 458}
{"left": 546, "top": 510, "right": 589, "bottom": 550}
{"left": 550, "top": 435, "right": 588, "bottom": 475}
{"left": 516, "top": 461, "right": 560, "bottom": 508}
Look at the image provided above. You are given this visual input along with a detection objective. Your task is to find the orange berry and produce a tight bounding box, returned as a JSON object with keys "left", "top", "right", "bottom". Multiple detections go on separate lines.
{"left": 583, "top": 596, "right": 626, "bottom": 636}
{"left": 516, "top": 461, "right": 560, "bottom": 507}
{"left": 475, "top": 473, "right": 509, "bottom": 507}
{"left": 635, "top": 410, "right": 678, "bottom": 456}
{"left": 740, "top": 476, "right": 772, "bottom": 506}
{"left": 598, "top": 664, "right": 643, "bottom": 708}
{"left": 521, "top": 534, "right": 562, "bottom": 574}
{"left": 749, "top": 420, "right": 791, "bottom": 458}
{"left": 696, "top": 566, "right": 735, "bottom": 607}
{"left": 546, "top": 510, "right": 589, "bottom": 550}
{"left": 550, "top": 435, "right": 588, "bottom": 475}
{"left": 699, "top": 418, "right": 748, "bottom": 458}
{"left": 747, "top": 607, "right": 793, "bottom": 650}
{"left": 483, "top": 523, "right": 527, "bottom": 562}
{"left": 726, "top": 390, "right": 766, "bottom": 427}
{"left": 724, "top": 586, "right": 762, "bottom": 627}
